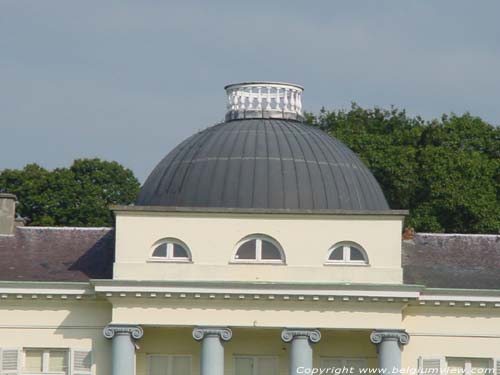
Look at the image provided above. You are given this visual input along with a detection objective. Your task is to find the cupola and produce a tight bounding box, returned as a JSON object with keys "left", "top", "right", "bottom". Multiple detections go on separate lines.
{"left": 136, "top": 82, "right": 390, "bottom": 211}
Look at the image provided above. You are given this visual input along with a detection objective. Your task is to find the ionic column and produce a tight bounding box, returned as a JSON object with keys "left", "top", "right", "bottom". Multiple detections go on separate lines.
{"left": 370, "top": 330, "right": 409, "bottom": 374}
{"left": 193, "top": 327, "right": 232, "bottom": 375}
{"left": 281, "top": 328, "right": 321, "bottom": 375}
{"left": 103, "top": 324, "right": 144, "bottom": 375}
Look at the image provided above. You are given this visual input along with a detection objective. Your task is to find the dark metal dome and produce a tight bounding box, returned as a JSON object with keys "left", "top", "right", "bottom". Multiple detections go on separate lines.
{"left": 137, "top": 119, "right": 389, "bottom": 211}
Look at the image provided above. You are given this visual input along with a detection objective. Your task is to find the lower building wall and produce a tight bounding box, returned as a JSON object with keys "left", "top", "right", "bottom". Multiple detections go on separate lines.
{"left": 402, "top": 306, "right": 500, "bottom": 369}
{"left": 0, "top": 299, "right": 112, "bottom": 375}
{"left": 136, "top": 328, "right": 378, "bottom": 375}
{"left": 0, "top": 300, "right": 499, "bottom": 374}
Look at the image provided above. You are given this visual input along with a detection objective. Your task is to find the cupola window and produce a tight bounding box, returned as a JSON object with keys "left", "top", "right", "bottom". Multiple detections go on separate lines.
{"left": 150, "top": 239, "right": 191, "bottom": 262}
{"left": 233, "top": 235, "right": 285, "bottom": 264}
{"left": 326, "top": 242, "right": 368, "bottom": 265}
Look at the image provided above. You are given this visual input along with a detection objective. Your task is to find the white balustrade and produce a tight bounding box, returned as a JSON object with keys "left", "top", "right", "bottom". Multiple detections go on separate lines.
{"left": 224, "top": 82, "right": 304, "bottom": 121}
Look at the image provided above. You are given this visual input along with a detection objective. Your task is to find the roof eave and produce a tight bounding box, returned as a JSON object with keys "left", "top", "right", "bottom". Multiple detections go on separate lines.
{"left": 110, "top": 205, "right": 409, "bottom": 217}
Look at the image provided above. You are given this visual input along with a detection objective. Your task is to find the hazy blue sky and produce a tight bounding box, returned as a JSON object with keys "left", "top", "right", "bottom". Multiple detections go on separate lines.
{"left": 1, "top": 1, "right": 499, "bottom": 182}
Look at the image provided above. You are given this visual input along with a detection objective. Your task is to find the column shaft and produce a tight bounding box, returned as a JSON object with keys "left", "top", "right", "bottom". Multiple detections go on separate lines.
{"left": 370, "top": 330, "right": 409, "bottom": 375}
{"left": 289, "top": 336, "right": 313, "bottom": 374}
{"left": 281, "top": 329, "right": 321, "bottom": 375}
{"left": 193, "top": 327, "right": 232, "bottom": 375}
{"left": 103, "top": 324, "right": 144, "bottom": 375}
{"left": 378, "top": 339, "right": 401, "bottom": 374}
{"left": 111, "top": 333, "right": 136, "bottom": 375}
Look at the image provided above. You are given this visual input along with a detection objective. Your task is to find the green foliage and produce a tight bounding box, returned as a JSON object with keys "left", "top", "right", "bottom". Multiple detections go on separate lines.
{"left": 0, "top": 158, "right": 140, "bottom": 227}
{"left": 307, "top": 104, "right": 500, "bottom": 234}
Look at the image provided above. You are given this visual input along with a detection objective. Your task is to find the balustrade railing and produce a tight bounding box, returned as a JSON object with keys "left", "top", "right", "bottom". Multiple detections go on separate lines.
{"left": 224, "top": 82, "right": 304, "bottom": 121}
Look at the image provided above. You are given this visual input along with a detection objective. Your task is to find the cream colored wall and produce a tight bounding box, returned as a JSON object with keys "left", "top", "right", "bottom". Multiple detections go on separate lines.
{"left": 1, "top": 297, "right": 499, "bottom": 374}
{"left": 0, "top": 299, "right": 112, "bottom": 375}
{"left": 113, "top": 211, "right": 404, "bottom": 284}
{"left": 110, "top": 298, "right": 405, "bottom": 330}
{"left": 136, "top": 328, "right": 377, "bottom": 375}
{"left": 402, "top": 306, "right": 500, "bottom": 368}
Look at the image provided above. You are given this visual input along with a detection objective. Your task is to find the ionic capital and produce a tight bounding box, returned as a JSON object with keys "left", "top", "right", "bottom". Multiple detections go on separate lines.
{"left": 192, "top": 327, "right": 233, "bottom": 342}
{"left": 103, "top": 324, "right": 144, "bottom": 340}
{"left": 370, "top": 330, "right": 409, "bottom": 346}
{"left": 281, "top": 328, "right": 321, "bottom": 343}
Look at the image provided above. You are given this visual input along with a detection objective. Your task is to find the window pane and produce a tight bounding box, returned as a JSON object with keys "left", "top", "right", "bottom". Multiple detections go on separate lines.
{"left": 153, "top": 244, "right": 168, "bottom": 257}
{"left": 235, "top": 358, "right": 254, "bottom": 375}
{"left": 320, "top": 358, "right": 343, "bottom": 371}
{"left": 261, "top": 241, "right": 282, "bottom": 260}
{"left": 470, "top": 359, "right": 490, "bottom": 375}
{"left": 172, "top": 357, "right": 191, "bottom": 375}
{"left": 329, "top": 247, "right": 343, "bottom": 261}
{"left": 447, "top": 359, "right": 465, "bottom": 375}
{"left": 236, "top": 240, "right": 257, "bottom": 259}
{"left": 25, "top": 350, "right": 43, "bottom": 372}
{"left": 349, "top": 247, "right": 365, "bottom": 261}
{"left": 345, "top": 359, "right": 366, "bottom": 375}
{"left": 150, "top": 356, "right": 169, "bottom": 375}
{"left": 258, "top": 357, "right": 278, "bottom": 375}
{"left": 49, "top": 350, "right": 68, "bottom": 372}
{"left": 173, "top": 244, "right": 189, "bottom": 258}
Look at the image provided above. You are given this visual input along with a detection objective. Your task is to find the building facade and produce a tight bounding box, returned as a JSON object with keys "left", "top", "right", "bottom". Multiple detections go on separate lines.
{"left": 0, "top": 82, "right": 499, "bottom": 375}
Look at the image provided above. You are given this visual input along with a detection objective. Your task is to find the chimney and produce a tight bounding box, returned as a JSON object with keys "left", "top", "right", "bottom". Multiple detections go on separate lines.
{"left": 402, "top": 227, "right": 415, "bottom": 241}
{"left": 0, "top": 193, "right": 17, "bottom": 235}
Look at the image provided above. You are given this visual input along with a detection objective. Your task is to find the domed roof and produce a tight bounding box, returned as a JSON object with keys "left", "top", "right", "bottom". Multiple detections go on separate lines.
{"left": 137, "top": 118, "right": 389, "bottom": 211}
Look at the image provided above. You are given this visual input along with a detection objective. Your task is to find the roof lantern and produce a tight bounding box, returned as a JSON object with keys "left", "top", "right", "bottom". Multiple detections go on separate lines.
{"left": 224, "top": 81, "right": 304, "bottom": 121}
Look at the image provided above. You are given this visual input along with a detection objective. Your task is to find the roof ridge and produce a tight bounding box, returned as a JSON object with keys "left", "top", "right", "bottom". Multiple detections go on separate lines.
{"left": 416, "top": 232, "right": 500, "bottom": 238}
{"left": 18, "top": 226, "right": 114, "bottom": 231}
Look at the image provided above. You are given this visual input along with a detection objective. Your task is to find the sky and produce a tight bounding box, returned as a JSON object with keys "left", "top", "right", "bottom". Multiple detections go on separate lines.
{"left": 1, "top": 1, "right": 499, "bottom": 182}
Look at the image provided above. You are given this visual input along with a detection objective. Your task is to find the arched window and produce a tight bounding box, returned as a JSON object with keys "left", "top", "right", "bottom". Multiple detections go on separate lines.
{"left": 150, "top": 238, "right": 192, "bottom": 262}
{"left": 326, "top": 242, "right": 368, "bottom": 265}
{"left": 233, "top": 235, "right": 285, "bottom": 264}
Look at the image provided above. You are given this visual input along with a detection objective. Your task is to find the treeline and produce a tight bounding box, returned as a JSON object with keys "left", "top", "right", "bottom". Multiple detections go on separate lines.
{"left": 0, "top": 159, "right": 139, "bottom": 226}
{"left": 306, "top": 104, "right": 500, "bottom": 233}
{"left": 1, "top": 106, "right": 499, "bottom": 233}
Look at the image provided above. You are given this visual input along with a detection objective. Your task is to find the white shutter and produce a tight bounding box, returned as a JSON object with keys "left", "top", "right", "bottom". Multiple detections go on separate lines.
{"left": 71, "top": 349, "right": 92, "bottom": 375}
{"left": 171, "top": 356, "right": 190, "bottom": 375}
{"left": 257, "top": 357, "right": 278, "bottom": 375}
{"left": 0, "top": 348, "right": 20, "bottom": 375}
{"left": 320, "top": 358, "right": 343, "bottom": 371}
{"left": 494, "top": 359, "right": 500, "bottom": 375}
{"left": 234, "top": 357, "right": 253, "bottom": 375}
{"left": 418, "top": 357, "right": 444, "bottom": 375}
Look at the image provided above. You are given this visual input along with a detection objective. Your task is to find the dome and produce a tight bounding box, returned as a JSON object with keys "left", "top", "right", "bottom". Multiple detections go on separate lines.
{"left": 137, "top": 82, "right": 389, "bottom": 211}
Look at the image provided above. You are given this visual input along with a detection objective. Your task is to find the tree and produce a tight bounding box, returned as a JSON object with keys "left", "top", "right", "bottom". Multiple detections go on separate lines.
{"left": 306, "top": 105, "right": 500, "bottom": 234}
{"left": 0, "top": 158, "right": 140, "bottom": 226}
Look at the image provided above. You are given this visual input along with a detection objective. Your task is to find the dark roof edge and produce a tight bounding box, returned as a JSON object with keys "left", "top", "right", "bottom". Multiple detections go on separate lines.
{"left": 422, "top": 287, "right": 500, "bottom": 295}
{"left": 111, "top": 205, "right": 409, "bottom": 216}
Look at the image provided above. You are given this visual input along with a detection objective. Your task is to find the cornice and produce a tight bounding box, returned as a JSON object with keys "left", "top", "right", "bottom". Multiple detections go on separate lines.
{"left": 92, "top": 280, "right": 421, "bottom": 303}
{"left": 111, "top": 205, "right": 408, "bottom": 217}
{"left": 0, "top": 280, "right": 499, "bottom": 308}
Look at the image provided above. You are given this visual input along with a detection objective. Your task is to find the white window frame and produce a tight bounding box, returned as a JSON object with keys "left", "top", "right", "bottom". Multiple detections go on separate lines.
{"left": 233, "top": 355, "right": 279, "bottom": 375}
{"left": 325, "top": 242, "right": 369, "bottom": 266}
{"left": 147, "top": 354, "right": 191, "bottom": 375}
{"left": 148, "top": 238, "right": 192, "bottom": 263}
{"left": 22, "top": 348, "right": 69, "bottom": 375}
{"left": 231, "top": 235, "right": 285, "bottom": 264}
{"left": 445, "top": 357, "right": 494, "bottom": 375}
{"left": 419, "top": 356, "right": 496, "bottom": 375}
{"left": 319, "top": 357, "right": 368, "bottom": 372}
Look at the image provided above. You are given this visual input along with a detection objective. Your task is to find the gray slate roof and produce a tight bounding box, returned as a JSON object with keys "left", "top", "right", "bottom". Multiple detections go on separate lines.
{"left": 137, "top": 119, "right": 389, "bottom": 211}
{"left": 0, "top": 227, "right": 113, "bottom": 281}
{"left": 403, "top": 233, "right": 500, "bottom": 289}
{"left": 0, "top": 228, "right": 499, "bottom": 290}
